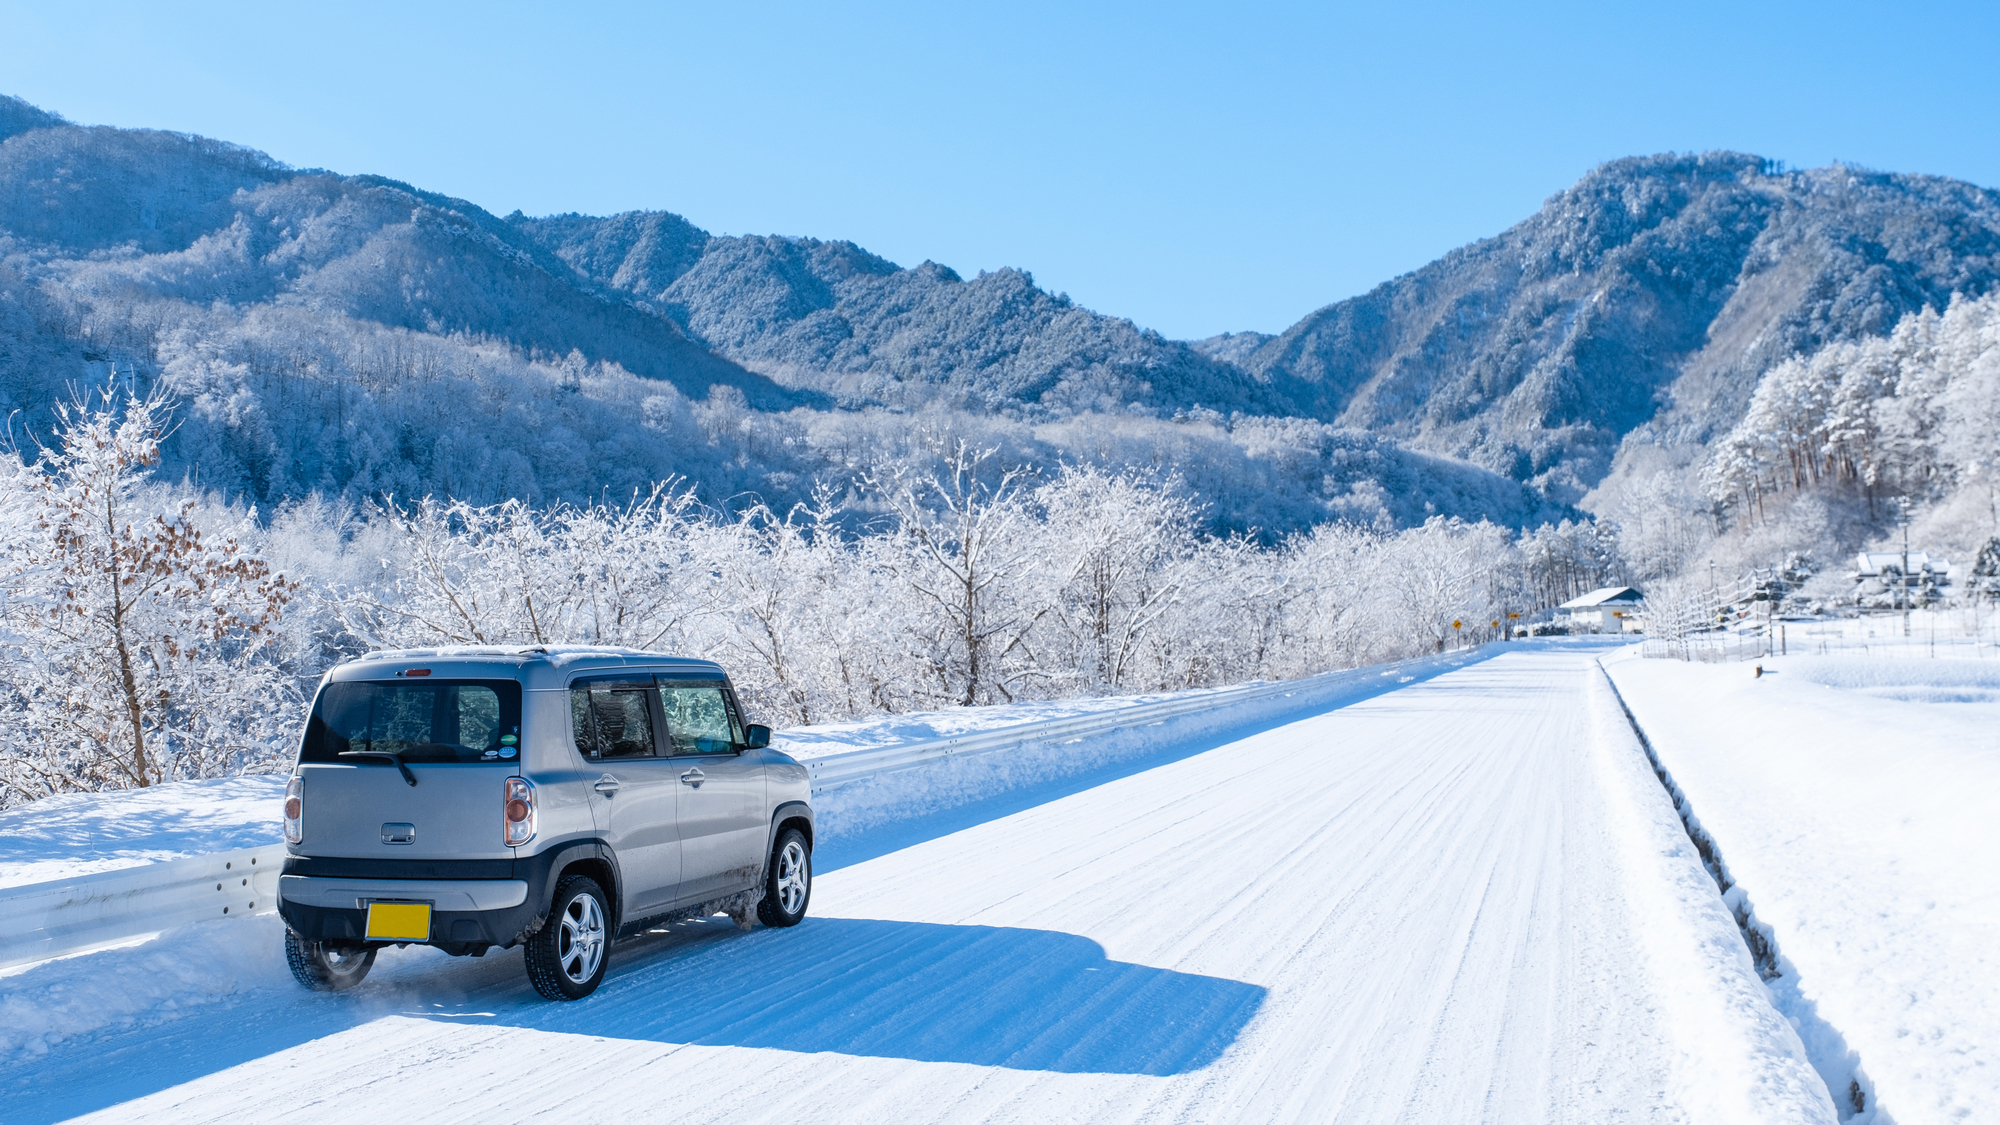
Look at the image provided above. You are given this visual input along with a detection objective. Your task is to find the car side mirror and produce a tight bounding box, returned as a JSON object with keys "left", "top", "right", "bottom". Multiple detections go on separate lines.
{"left": 742, "top": 724, "right": 771, "bottom": 750}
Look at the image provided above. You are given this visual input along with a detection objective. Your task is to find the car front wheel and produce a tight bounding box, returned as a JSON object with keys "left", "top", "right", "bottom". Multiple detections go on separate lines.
{"left": 756, "top": 828, "right": 811, "bottom": 927}
{"left": 525, "top": 875, "right": 611, "bottom": 1001}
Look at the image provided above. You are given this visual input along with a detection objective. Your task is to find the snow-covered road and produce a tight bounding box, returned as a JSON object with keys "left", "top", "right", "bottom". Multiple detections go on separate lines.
{"left": 12, "top": 648, "right": 1835, "bottom": 1123}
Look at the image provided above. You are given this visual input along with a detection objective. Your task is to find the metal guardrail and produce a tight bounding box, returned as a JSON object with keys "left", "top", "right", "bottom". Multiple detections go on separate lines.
{"left": 0, "top": 845, "right": 284, "bottom": 970}
{"left": 801, "top": 651, "right": 1471, "bottom": 795}
{"left": 0, "top": 647, "right": 1490, "bottom": 971}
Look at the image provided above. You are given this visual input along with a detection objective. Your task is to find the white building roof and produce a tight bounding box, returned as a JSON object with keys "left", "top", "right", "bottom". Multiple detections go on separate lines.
{"left": 1558, "top": 586, "right": 1643, "bottom": 609}
{"left": 1854, "top": 551, "right": 1942, "bottom": 575}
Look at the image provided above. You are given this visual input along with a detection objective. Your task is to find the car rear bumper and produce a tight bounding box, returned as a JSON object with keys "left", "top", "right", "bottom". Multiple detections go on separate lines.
{"left": 277, "top": 887, "right": 539, "bottom": 950}
{"left": 280, "top": 875, "right": 529, "bottom": 911}
{"left": 276, "top": 849, "right": 590, "bottom": 950}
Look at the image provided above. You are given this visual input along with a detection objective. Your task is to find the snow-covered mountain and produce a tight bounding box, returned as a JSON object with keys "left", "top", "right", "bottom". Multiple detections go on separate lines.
{"left": 4, "top": 93, "right": 1997, "bottom": 534}
{"left": 511, "top": 211, "right": 1303, "bottom": 418}
{"left": 0, "top": 99, "right": 786, "bottom": 411}
{"left": 1221, "top": 154, "right": 2000, "bottom": 504}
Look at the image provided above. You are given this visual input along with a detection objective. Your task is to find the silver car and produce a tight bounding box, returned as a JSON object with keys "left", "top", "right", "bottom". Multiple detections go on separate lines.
{"left": 276, "top": 647, "right": 813, "bottom": 1000}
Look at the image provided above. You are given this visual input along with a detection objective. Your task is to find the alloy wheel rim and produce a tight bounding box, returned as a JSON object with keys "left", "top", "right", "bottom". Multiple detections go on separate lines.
{"left": 558, "top": 892, "right": 605, "bottom": 983}
{"left": 325, "top": 948, "right": 366, "bottom": 977}
{"left": 776, "top": 840, "right": 808, "bottom": 914}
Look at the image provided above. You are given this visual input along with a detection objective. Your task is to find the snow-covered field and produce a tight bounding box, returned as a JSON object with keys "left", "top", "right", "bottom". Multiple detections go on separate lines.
{"left": 1605, "top": 647, "right": 2000, "bottom": 1125}
{"left": 1, "top": 645, "right": 1847, "bottom": 1123}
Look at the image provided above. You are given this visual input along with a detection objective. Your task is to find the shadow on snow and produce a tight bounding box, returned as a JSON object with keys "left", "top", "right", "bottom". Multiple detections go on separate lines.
{"left": 4, "top": 916, "right": 1264, "bottom": 1125}
{"left": 511, "top": 915, "right": 1267, "bottom": 1075}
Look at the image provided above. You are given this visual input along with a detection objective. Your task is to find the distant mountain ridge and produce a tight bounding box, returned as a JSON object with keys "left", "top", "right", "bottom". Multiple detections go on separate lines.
{"left": 510, "top": 153, "right": 2000, "bottom": 506}
{"left": 510, "top": 213, "right": 1299, "bottom": 418}
{"left": 0, "top": 97, "right": 786, "bottom": 410}
{"left": 3, "top": 91, "right": 1998, "bottom": 532}
{"left": 1223, "top": 153, "right": 2000, "bottom": 503}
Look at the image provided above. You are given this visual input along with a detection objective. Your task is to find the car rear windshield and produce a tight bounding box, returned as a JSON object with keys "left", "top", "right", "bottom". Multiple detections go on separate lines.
{"left": 302, "top": 679, "right": 523, "bottom": 765}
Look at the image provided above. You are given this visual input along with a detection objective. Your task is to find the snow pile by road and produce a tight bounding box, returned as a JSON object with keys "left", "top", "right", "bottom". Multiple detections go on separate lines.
{"left": 0, "top": 916, "right": 287, "bottom": 1062}
{"left": 1579, "top": 667, "right": 1836, "bottom": 1122}
{"left": 1606, "top": 648, "right": 2000, "bottom": 1125}
{"left": 770, "top": 691, "right": 1245, "bottom": 760}
{"left": 0, "top": 775, "right": 288, "bottom": 889}
{"left": 765, "top": 668, "right": 1464, "bottom": 760}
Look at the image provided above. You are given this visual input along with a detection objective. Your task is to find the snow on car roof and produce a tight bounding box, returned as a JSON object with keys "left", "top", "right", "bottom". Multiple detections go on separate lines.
{"left": 350, "top": 645, "right": 715, "bottom": 665}
{"left": 337, "top": 647, "right": 725, "bottom": 686}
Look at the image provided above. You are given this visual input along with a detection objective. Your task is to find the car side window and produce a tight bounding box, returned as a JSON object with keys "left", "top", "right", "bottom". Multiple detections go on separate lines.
{"left": 657, "top": 682, "right": 738, "bottom": 755}
{"left": 570, "top": 683, "right": 658, "bottom": 760}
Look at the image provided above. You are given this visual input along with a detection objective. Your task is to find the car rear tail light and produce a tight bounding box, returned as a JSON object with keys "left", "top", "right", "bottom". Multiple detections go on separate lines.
{"left": 284, "top": 774, "right": 304, "bottom": 844}
{"left": 504, "top": 777, "right": 536, "bottom": 847}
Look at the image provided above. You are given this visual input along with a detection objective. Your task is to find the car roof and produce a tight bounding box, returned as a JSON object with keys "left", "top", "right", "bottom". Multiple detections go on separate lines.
{"left": 327, "top": 646, "right": 727, "bottom": 690}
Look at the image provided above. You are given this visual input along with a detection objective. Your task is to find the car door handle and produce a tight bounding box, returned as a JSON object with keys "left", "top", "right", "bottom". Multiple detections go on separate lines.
{"left": 679, "top": 768, "right": 705, "bottom": 788}
{"left": 593, "top": 774, "right": 622, "bottom": 795}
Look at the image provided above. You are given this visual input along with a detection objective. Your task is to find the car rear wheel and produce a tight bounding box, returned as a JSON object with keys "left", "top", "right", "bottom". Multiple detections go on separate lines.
{"left": 525, "top": 875, "right": 610, "bottom": 1001}
{"left": 756, "top": 828, "right": 811, "bottom": 927}
{"left": 285, "top": 928, "right": 376, "bottom": 992}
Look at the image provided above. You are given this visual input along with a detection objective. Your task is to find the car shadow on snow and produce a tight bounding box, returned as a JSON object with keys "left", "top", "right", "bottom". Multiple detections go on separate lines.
{"left": 498, "top": 914, "right": 1267, "bottom": 1076}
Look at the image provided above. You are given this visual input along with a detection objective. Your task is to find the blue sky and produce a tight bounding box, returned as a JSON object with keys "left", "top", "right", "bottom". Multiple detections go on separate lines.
{"left": 3, "top": 1, "right": 1996, "bottom": 339}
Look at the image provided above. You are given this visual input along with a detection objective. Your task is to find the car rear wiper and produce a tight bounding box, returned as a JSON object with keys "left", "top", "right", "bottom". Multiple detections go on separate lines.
{"left": 338, "top": 750, "right": 418, "bottom": 787}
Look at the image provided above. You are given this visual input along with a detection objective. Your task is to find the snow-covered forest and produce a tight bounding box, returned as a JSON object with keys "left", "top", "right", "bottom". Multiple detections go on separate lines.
{"left": 1702, "top": 289, "right": 2000, "bottom": 555}
{"left": 1612, "top": 286, "right": 2000, "bottom": 630}
{"left": 0, "top": 385, "right": 1623, "bottom": 809}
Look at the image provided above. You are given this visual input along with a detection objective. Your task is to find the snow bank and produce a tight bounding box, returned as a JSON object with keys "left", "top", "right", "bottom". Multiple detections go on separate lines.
{"left": 1606, "top": 647, "right": 2000, "bottom": 1125}
{"left": 0, "top": 915, "right": 290, "bottom": 1062}
{"left": 0, "top": 775, "right": 288, "bottom": 889}
{"left": 770, "top": 685, "right": 1287, "bottom": 760}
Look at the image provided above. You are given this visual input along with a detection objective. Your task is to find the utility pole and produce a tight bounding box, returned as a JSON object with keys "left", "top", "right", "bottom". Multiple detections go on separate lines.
{"left": 1900, "top": 497, "right": 1913, "bottom": 638}
{"left": 1708, "top": 558, "right": 1720, "bottom": 655}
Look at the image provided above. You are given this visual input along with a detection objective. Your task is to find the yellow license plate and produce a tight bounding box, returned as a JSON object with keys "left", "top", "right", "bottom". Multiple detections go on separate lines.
{"left": 365, "top": 902, "right": 432, "bottom": 941}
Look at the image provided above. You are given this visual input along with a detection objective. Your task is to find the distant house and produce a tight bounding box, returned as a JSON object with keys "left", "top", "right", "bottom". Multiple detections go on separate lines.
{"left": 1558, "top": 586, "right": 1644, "bottom": 633}
{"left": 1851, "top": 551, "right": 1951, "bottom": 608}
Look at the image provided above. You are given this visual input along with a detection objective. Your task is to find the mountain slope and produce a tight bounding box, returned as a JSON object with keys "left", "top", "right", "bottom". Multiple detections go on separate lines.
{"left": 1227, "top": 153, "right": 2000, "bottom": 503}
{"left": 0, "top": 118, "right": 792, "bottom": 410}
{"left": 513, "top": 214, "right": 1305, "bottom": 417}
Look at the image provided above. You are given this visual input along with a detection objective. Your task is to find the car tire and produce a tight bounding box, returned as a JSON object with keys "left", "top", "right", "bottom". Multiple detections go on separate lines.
{"left": 285, "top": 928, "right": 376, "bottom": 992}
{"left": 525, "top": 874, "right": 611, "bottom": 1001}
{"left": 756, "top": 828, "right": 812, "bottom": 928}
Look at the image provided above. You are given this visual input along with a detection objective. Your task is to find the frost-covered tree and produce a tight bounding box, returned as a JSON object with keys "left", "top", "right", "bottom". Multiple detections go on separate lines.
{"left": 0, "top": 385, "right": 296, "bottom": 802}
{"left": 1033, "top": 465, "right": 1201, "bottom": 692}
{"left": 711, "top": 491, "right": 890, "bottom": 724}
{"left": 870, "top": 441, "right": 1049, "bottom": 706}
{"left": 1970, "top": 538, "right": 2000, "bottom": 604}
{"left": 1703, "top": 292, "right": 2000, "bottom": 532}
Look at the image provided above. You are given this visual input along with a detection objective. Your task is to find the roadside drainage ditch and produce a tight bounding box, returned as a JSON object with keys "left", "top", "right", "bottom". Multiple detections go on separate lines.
{"left": 1598, "top": 664, "right": 1882, "bottom": 1123}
